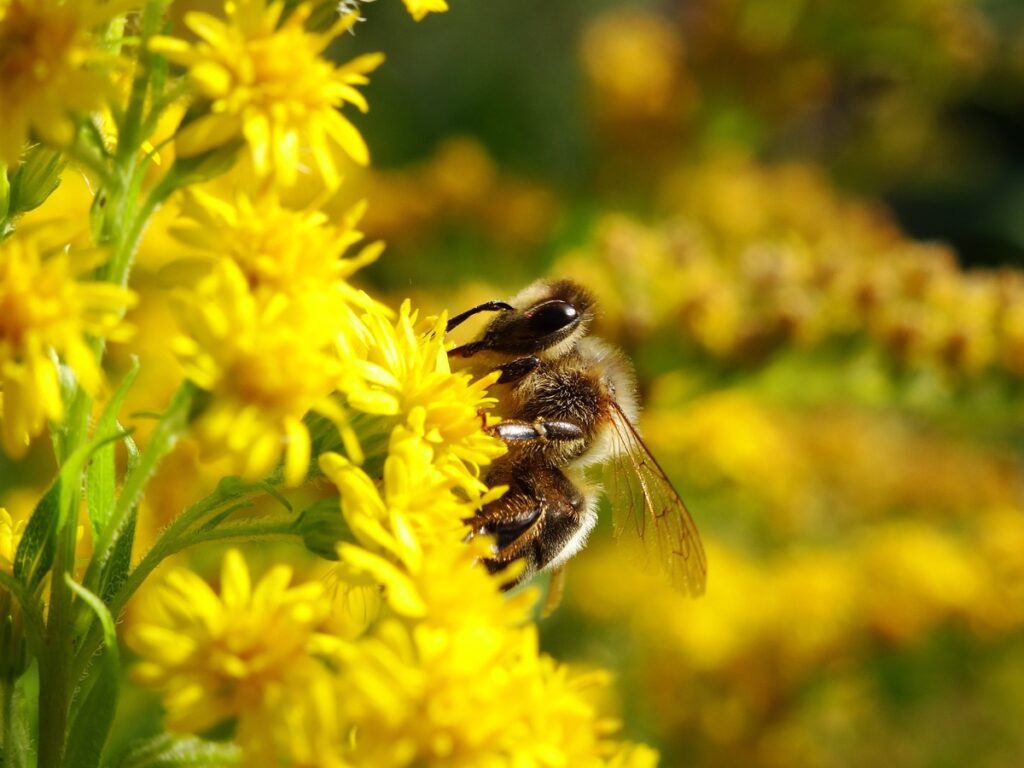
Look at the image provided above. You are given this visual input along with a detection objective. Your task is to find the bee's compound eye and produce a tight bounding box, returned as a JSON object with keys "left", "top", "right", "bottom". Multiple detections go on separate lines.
{"left": 528, "top": 301, "right": 578, "bottom": 336}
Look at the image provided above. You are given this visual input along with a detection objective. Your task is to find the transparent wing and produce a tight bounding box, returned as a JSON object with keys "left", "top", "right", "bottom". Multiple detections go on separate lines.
{"left": 604, "top": 401, "right": 707, "bottom": 597}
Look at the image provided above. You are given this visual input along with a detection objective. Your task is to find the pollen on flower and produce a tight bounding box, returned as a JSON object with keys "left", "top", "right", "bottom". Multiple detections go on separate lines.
{"left": 150, "top": 0, "right": 384, "bottom": 188}
{"left": 321, "top": 423, "right": 489, "bottom": 579}
{"left": 0, "top": 225, "right": 135, "bottom": 458}
{"left": 346, "top": 301, "right": 506, "bottom": 484}
{"left": 0, "top": 0, "right": 121, "bottom": 165}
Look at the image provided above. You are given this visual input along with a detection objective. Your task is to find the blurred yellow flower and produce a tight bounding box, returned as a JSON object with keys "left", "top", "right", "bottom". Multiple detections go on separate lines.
{"left": 172, "top": 260, "right": 356, "bottom": 485}
{"left": 151, "top": 0, "right": 383, "bottom": 188}
{"left": 171, "top": 188, "right": 384, "bottom": 302}
{"left": 0, "top": 0, "right": 121, "bottom": 165}
{"left": 0, "top": 225, "right": 135, "bottom": 458}
{"left": 555, "top": 153, "right": 1024, "bottom": 383}
{"left": 128, "top": 549, "right": 348, "bottom": 764}
{"left": 581, "top": 9, "right": 685, "bottom": 117}
{"left": 607, "top": 743, "right": 661, "bottom": 768}
{"left": 402, "top": 0, "right": 449, "bottom": 22}
{"left": 0, "top": 507, "right": 24, "bottom": 573}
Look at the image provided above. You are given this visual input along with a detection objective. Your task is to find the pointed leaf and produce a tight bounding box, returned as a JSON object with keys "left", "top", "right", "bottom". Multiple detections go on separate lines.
{"left": 65, "top": 576, "right": 119, "bottom": 768}
{"left": 116, "top": 734, "right": 240, "bottom": 768}
{"left": 15, "top": 428, "right": 126, "bottom": 592}
{"left": 87, "top": 358, "right": 140, "bottom": 537}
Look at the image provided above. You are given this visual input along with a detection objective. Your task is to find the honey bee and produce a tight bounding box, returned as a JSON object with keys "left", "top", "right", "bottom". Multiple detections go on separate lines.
{"left": 447, "top": 279, "right": 707, "bottom": 597}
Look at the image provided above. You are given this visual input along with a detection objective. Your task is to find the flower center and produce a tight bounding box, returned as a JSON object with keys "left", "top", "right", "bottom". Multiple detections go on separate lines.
{"left": 0, "top": 3, "right": 77, "bottom": 93}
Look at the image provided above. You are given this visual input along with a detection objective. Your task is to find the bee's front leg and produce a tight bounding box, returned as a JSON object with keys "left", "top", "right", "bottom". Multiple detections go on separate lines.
{"left": 494, "top": 356, "right": 540, "bottom": 384}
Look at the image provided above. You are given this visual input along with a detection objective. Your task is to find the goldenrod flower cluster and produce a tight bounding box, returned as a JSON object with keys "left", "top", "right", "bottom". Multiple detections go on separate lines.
{"left": 353, "top": 137, "right": 560, "bottom": 249}
{"left": 0, "top": 0, "right": 123, "bottom": 167}
{"left": 150, "top": 0, "right": 384, "bottom": 187}
{"left": 0, "top": 1, "right": 657, "bottom": 766}
{"left": 0, "top": 224, "right": 135, "bottom": 457}
{"left": 556, "top": 151, "right": 1024, "bottom": 384}
{"left": 539, "top": 151, "right": 1024, "bottom": 767}
{"left": 130, "top": 298, "right": 648, "bottom": 763}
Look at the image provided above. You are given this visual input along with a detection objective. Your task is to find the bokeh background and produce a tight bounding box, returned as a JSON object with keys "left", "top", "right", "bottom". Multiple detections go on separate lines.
{"left": 5, "top": 0, "right": 1024, "bottom": 765}
{"left": 342, "top": 1, "right": 1024, "bottom": 765}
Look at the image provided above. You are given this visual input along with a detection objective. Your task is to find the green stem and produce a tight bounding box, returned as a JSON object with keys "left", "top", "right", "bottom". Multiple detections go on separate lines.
{"left": 185, "top": 520, "right": 298, "bottom": 548}
{"left": 116, "top": 0, "right": 170, "bottom": 167}
{"left": 117, "top": 519, "right": 298, "bottom": 612}
{"left": 37, "top": 386, "right": 91, "bottom": 768}
{"left": 65, "top": 129, "right": 112, "bottom": 188}
{"left": 82, "top": 382, "right": 194, "bottom": 602}
{"left": 106, "top": 168, "right": 179, "bottom": 288}
{"left": 2, "top": 677, "right": 12, "bottom": 766}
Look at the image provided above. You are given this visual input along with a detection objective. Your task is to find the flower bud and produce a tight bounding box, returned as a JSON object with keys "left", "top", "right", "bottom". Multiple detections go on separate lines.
{"left": 9, "top": 146, "right": 67, "bottom": 216}
{"left": 298, "top": 498, "right": 352, "bottom": 561}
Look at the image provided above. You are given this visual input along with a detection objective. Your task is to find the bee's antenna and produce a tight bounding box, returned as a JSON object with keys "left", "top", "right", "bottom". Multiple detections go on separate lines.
{"left": 445, "top": 301, "right": 514, "bottom": 333}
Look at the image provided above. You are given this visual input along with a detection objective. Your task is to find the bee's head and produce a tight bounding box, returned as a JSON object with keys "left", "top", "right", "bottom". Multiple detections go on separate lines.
{"left": 451, "top": 279, "right": 594, "bottom": 360}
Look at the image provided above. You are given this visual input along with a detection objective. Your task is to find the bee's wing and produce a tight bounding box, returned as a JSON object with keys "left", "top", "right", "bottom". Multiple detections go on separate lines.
{"left": 604, "top": 401, "right": 707, "bottom": 596}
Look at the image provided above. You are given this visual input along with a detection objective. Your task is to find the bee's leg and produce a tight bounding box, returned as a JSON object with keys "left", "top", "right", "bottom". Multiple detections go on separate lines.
{"left": 495, "top": 356, "right": 540, "bottom": 384}
{"left": 446, "top": 301, "right": 514, "bottom": 333}
{"left": 488, "top": 419, "right": 584, "bottom": 443}
{"left": 541, "top": 566, "right": 567, "bottom": 617}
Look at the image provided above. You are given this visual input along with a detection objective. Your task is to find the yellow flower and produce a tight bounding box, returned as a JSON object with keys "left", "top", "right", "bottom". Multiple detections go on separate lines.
{"left": 172, "top": 259, "right": 357, "bottom": 485}
{"left": 0, "top": 224, "right": 135, "bottom": 458}
{"left": 402, "top": 0, "right": 449, "bottom": 22}
{"left": 608, "top": 743, "right": 661, "bottom": 768}
{"left": 170, "top": 186, "right": 384, "bottom": 306}
{"left": 581, "top": 9, "right": 686, "bottom": 118}
{"left": 127, "top": 550, "right": 347, "bottom": 760}
{"left": 0, "top": 0, "right": 122, "bottom": 166}
{"left": 337, "top": 539, "right": 627, "bottom": 767}
{"left": 321, "top": 422, "right": 503, "bottom": 609}
{"left": 348, "top": 301, "right": 506, "bottom": 481}
{"left": 340, "top": 545, "right": 643, "bottom": 767}
{"left": 151, "top": 0, "right": 384, "bottom": 188}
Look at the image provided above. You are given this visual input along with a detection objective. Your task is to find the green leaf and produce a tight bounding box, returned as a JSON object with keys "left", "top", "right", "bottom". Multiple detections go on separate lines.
{"left": 87, "top": 358, "right": 140, "bottom": 538}
{"left": 85, "top": 382, "right": 195, "bottom": 599}
{"left": 116, "top": 734, "right": 241, "bottom": 768}
{"left": 12, "top": 481, "right": 59, "bottom": 593}
{"left": 196, "top": 501, "right": 255, "bottom": 533}
{"left": 99, "top": 511, "right": 135, "bottom": 604}
{"left": 64, "top": 576, "right": 120, "bottom": 768}
{"left": 0, "top": 675, "right": 36, "bottom": 768}
{"left": 8, "top": 145, "right": 67, "bottom": 215}
{"left": 15, "top": 428, "right": 131, "bottom": 593}
{"left": 0, "top": 571, "right": 44, "bottom": 653}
